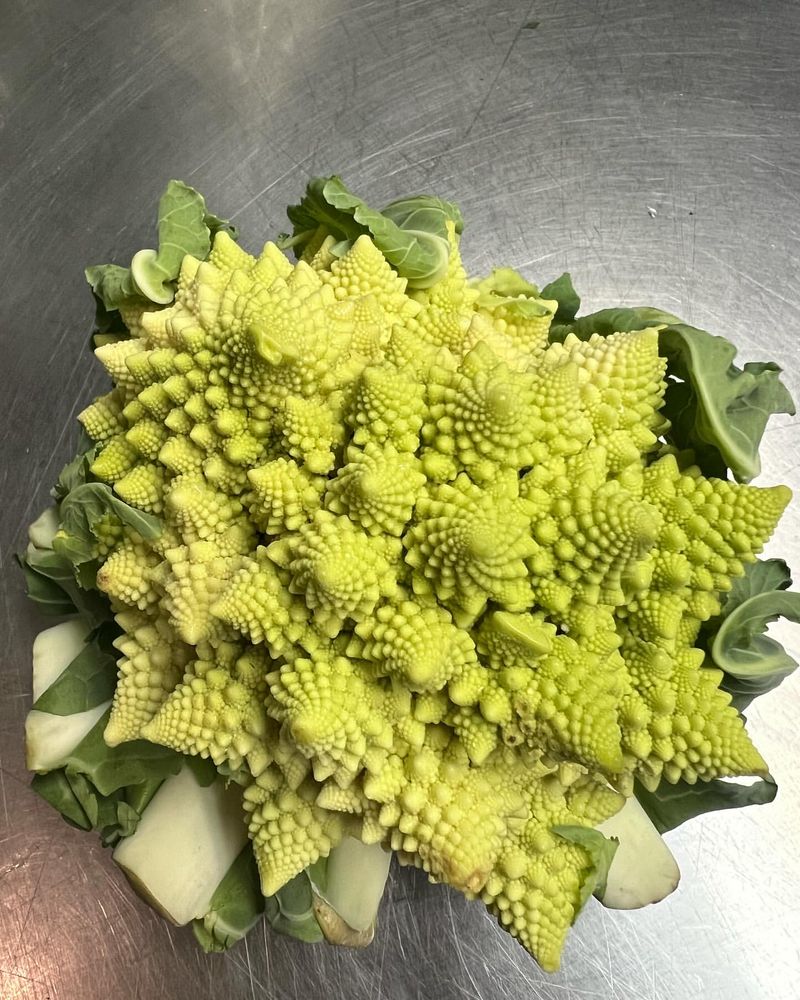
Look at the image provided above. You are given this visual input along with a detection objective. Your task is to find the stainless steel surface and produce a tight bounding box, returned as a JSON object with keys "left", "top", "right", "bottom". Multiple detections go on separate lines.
{"left": 2, "top": 1, "right": 799, "bottom": 997}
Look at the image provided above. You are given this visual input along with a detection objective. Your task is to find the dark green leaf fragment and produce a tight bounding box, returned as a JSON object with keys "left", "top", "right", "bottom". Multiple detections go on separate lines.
{"left": 284, "top": 175, "right": 462, "bottom": 288}
{"left": 85, "top": 264, "right": 141, "bottom": 315}
{"left": 131, "top": 181, "right": 222, "bottom": 303}
{"left": 64, "top": 709, "right": 183, "bottom": 797}
{"left": 32, "top": 636, "right": 117, "bottom": 715}
{"left": 17, "top": 545, "right": 112, "bottom": 627}
{"left": 53, "top": 435, "right": 98, "bottom": 502}
{"left": 193, "top": 846, "right": 265, "bottom": 952}
{"left": 264, "top": 871, "right": 324, "bottom": 943}
{"left": 17, "top": 553, "right": 77, "bottom": 615}
{"left": 203, "top": 210, "right": 238, "bottom": 241}
{"left": 634, "top": 776, "right": 778, "bottom": 834}
{"left": 540, "top": 272, "right": 581, "bottom": 323}
{"left": 183, "top": 754, "right": 220, "bottom": 788}
{"left": 700, "top": 558, "right": 800, "bottom": 709}
{"left": 720, "top": 557, "right": 792, "bottom": 612}
{"left": 30, "top": 703, "right": 182, "bottom": 845}
{"left": 31, "top": 770, "right": 92, "bottom": 831}
{"left": 661, "top": 326, "right": 795, "bottom": 483}
{"left": 54, "top": 483, "right": 161, "bottom": 569}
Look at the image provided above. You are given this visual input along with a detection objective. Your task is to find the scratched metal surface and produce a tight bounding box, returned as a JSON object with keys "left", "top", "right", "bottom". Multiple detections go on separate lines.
{"left": 1, "top": 0, "right": 800, "bottom": 997}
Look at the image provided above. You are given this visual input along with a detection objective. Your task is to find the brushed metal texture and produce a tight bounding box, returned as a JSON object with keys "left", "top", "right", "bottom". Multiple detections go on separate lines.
{"left": 1, "top": 1, "right": 799, "bottom": 997}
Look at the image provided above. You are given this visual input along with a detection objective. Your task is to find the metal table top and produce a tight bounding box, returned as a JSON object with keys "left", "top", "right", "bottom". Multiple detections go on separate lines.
{"left": 1, "top": 1, "right": 799, "bottom": 997}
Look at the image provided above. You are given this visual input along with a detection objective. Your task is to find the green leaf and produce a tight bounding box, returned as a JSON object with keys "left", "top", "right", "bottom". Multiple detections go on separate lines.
{"left": 381, "top": 193, "right": 463, "bottom": 237}
{"left": 285, "top": 176, "right": 364, "bottom": 246}
{"left": 701, "top": 559, "right": 795, "bottom": 709}
{"left": 203, "top": 210, "right": 238, "bottom": 242}
{"left": 32, "top": 637, "right": 117, "bottom": 715}
{"left": 704, "top": 558, "right": 800, "bottom": 708}
{"left": 549, "top": 306, "right": 795, "bottom": 482}
{"left": 17, "top": 545, "right": 112, "bottom": 627}
{"left": 131, "top": 181, "right": 220, "bottom": 304}
{"left": 106, "top": 800, "right": 143, "bottom": 845}
{"left": 719, "top": 557, "right": 792, "bottom": 612}
{"left": 17, "top": 554, "right": 77, "bottom": 615}
{"left": 661, "top": 326, "right": 795, "bottom": 483}
{"left": 123, "top": 775, "right": 167, "bottom": 819}
{"left": 540, "top": 272, "right": 581, "bottom": 323}
{"left": 553, "top": 305, "right": 681, "bottom": 341}
{"left": 36, "top": 763, "right": 166, "bottom": 847}
{"left": 284, "top": 176, "right": 462, "bottom": 288}
{"left": 192, "top": 846, "right": 265, "bottom": 952}
{"left": 65, "top": 768, "right": 105, "bottom": 827}
{"left": 54, "top": 483, "right": 161, "bottom": 569}
{"left": 31, "top": 770, "right": 92, "bottom": 830}
{"left": 64, "top": 709, "right": 183, "bottom": 797}
{"left": 90, "top": 295, "right": 130, "bottom": 338}
{"left": 85, "top": 264, "right": 140, "bottom": 314}
{"left": 86, "top": 180, "right": 234, "bottom": 314}
{"left": 183, "top": 754, "right": 220, "bottom": 788}
{"left": 552, "top": 825, "right": 618, "bottom": 914}
{"left": 634, "top": 776, "right": 778, "bottom": 834}
{"left": 264, "top": 870, "right": 324, "bottom": 943}
{"left": 52, "top": 436, "right": 98, "bottom": 502}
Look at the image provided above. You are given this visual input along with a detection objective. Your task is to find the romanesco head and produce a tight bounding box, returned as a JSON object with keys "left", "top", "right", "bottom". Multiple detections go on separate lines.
{"left": 78, "top": 220, "right": 790, "bottom": 973}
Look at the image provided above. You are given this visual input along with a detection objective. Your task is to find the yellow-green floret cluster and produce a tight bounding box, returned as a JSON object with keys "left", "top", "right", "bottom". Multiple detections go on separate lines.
{"left": 77, "top": 224, "right": 788, "bottom": 970}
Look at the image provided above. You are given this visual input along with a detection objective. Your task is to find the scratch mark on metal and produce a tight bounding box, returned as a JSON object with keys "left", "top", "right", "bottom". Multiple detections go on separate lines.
{"left": 463, "top": 2, "right": 538, "bottom": 138}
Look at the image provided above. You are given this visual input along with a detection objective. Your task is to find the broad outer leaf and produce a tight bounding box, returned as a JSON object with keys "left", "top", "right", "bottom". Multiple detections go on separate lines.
{"left": 193, "top": 846, "right": 265, "bottom": 952}
{"left": 33, "top": 767, "right": 166, "bottom": 846}
{"left": 86, "top": 180, "right": 234, "bottom": 313}
{"left": 124, "top": 775, "right": 168, "bottom": 819}
{"left": 381, "top": 193, "right": 463, "bottom": 236}
{"left": 712, "top": 591, "right": 800, "bottom": 707}
{"left": 54, "top": 483, "right": 161, "bottom": 569}
{"left": 84, "top": 264, "right": 139, "bottom": 314}
{"left": 540, "top": 272, "right": 581, "bottom": 323}
{"left": 549, "top": 306, "right": 795, "bottom": 482}
{"left": 554, "top": 306, "right": 681, "bottom": 341}
{"left": 286, "top": 176, "right": 364, "bottom": 245}
{"left": 17, "top": 554, "right": 77, "bottom": 616}
{"left": 661, "top": 325, "right": 795, "bottom": 483}
{"left": 30, "top": 770, "right": 92, "bottom": 831}
{"left": 131, "top": 180, "right": 219, "bottom": 303}
{"left": 18, "top": 545, "right": 112, "bottom": 627}
{"left": 284, "top": 175, "right": 462, "bottom": 288}
{"left": 552, "top": 825, "right": 619, "bottom": 914}
{"left": 52, "top": 436, "right": 98, "bottom": 501}
{"left": 697, "top": 558, "right": 800, "bottom": 709}
{"left": 634, "top": 776, "right": 777, "bottom": 834}
{"left": 32, "top": 637, "right": 117, "bottom": 715}
{"left": 263, "top": 871, "right": 324, "bottom": 943}
{"left": 719, "top": 557, "right": 792, "bottom": 613}
{"left": 324, "top": 177, "right": 454, "bottom": 288}
{"left": 64, "top": 710, "right": 183, "bottom": 797}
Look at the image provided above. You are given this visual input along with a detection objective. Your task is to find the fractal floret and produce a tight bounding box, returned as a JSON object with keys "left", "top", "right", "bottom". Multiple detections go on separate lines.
{"left": 23, "top": 178, "right": 798, "bottom": 972}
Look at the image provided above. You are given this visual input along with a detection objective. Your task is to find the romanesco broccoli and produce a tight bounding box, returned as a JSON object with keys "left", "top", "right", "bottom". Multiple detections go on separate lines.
{"left": 24, "top": 177, "right": 796, "bottom": 973}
